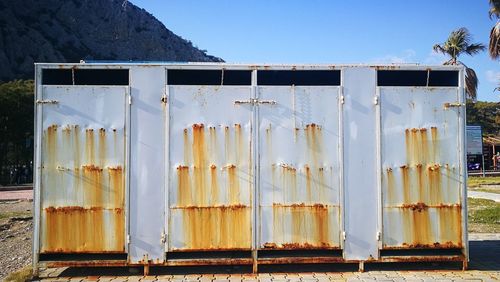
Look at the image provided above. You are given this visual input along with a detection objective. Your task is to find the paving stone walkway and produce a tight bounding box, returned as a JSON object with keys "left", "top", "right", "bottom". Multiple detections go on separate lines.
{"left": 36, "top": 234, "right": 500, "bottom": 281}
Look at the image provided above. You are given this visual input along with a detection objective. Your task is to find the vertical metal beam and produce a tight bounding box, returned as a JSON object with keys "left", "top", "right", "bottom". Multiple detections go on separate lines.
{"left": 342, "top": 67, "right": 379, "bottom": 260}
{"left": 163, "top": 69, "right": 170, "bottom": 262}
{"left": 251, "top": 69, "right": 259, "bottom": 273}
{"left": 375, "top": 86, "right": 383, "bottom": 252}
{"left": 32, "top": 64, "right": 43, "bottom": 276}
{"left": 125, "top": 86, "right": 131, "bottom": 254}
{"left": 458, "top": 67, "right": 469, "bottom": 264}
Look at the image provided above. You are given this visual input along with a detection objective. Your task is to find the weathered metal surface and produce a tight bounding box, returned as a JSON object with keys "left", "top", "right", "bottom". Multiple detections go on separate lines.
{"left": 380, "top": 87, "right": 462, "bottom": 249}
{"left": 343, "top": 68, "right": 379, "bottom": 260}
{"left": 129, "top": 67, "right": 166, "bottom": 263}
{"left": 40, "top": 86, "right": 127, "bottom": 253}
{"left": 169, "top": 86, "right": 253, "bottom": 250}
{"left": 258, "top": 86, "right": 342, "bottom": 250}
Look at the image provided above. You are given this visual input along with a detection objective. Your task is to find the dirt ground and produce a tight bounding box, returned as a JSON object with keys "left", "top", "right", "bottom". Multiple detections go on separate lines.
{"left": 0, "top": 200, "right": 33, "bottom": 280}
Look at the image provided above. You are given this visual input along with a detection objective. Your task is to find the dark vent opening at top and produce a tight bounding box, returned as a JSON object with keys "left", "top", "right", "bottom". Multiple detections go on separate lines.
{"left": 168, "top": 70, "right": 252, "bottom": 85}
{"left": 377, "top": 70, "right": 459, "bottom": 87}
{"left": 42, "top": 69, "right": 129, "bottom": 85}
{"left": 257, "top": 70, "right": 340, "bottom": 86}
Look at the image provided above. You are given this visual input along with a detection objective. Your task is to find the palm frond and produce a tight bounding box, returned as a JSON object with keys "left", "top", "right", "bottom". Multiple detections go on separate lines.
{"left": 432, "top": 44, "right": 446, "bottom": 54}
{"left": 490, "top": 0, "right": 500, "bottom": 19}
{"left": 465, "top": 67, "right": 478, "bottom": 101}
{"left": 490, "top": 22, "right": 500, "bottom": 60}
{"left": 465, "top": 43, "right": 486, "bottom": 55}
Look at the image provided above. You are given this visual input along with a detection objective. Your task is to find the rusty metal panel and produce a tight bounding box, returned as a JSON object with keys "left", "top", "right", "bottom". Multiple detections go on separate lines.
{"left": 40, "top": 86, "right": 127, "bottom": 253}
{"left": 258, "top": 86, "right": 342, "bottom": 250}
{"left": 380, "top": 87, "right": 462, "bottom": 249}
{"left": 168, "top": 85, "right": 253, "bottom": 250}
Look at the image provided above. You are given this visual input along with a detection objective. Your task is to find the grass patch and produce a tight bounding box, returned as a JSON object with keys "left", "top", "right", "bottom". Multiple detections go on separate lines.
{"left": 467, "top": 176, "right": 500, "bottom": 187}
{"left": 468, "top": 197, "right": 500, "bottom": 233}
{"left": 4, "top": 266, "right": 33, "bottom": 282}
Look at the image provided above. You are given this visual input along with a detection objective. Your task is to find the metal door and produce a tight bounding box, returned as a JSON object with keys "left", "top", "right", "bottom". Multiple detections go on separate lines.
{"left": 168, "top": 85, "right": 253, "bottom": 251}
{"left": 39, "top": 86, "right": 128, "bottom": 253}
{"left": 380, "top": 87, "right": 463, "bottom": 249}
{"left": 258, "top": 86, "right": 342, "bottom": 250}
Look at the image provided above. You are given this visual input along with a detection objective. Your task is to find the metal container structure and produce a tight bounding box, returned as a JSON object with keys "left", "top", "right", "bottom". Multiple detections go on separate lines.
{"left": 33, "top": 63, "right": 467, "bottom": 273}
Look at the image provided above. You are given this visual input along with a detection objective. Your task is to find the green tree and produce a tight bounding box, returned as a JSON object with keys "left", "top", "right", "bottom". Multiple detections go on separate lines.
{"left": 466, "top": 101, "right": 500, "bottom": 135}
{"left": 433, "top": 27, "right": 486, "bottom": 101}
{"left": 0, "top": 80, "right": 34, "bottom": 184}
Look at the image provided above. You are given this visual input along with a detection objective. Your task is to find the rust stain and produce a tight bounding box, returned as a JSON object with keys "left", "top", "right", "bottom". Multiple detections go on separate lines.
{"left": 85, "top": 128, "right": 95, "bottom": 165}
{"left": 400, "top": 165, "right": 410, "bottom": 203}
{"left": 108, "top": 166, "right": 124, "bottom": 209}
{"left": 192, "top": 123, "right": 207, "bottom": 206}
{"left": 46, "top": 124, "right": 58, "bottom": 167}
{"left": 386, "top": 168, "right": 395, "bottom": 204}
{"left": 281, "top": 164, "right": 297, "bottom": 202}
{"left": 227, "top": 164, "right": 240, "bottom": 204}
{"left": 181, "top": 205, "right": 251, "bottom": 250}
{"left": 305, "top": 165, "right": 312, "bottom": 202}
{"left": 177, "top": 165, "right": 191, "bottom": 206}
{"left": 438, "top": 205, "right": 462, "bottom": 247}
{"left": 234, "top": 123, "right": 243, "bottom": 164}
{"left": 428, "top": 163, "right": 442, "bottom": 205}
{"left": 73, "top": 125, "right": 81, "bottom": 169}
{"left": 210, "top": 164, "right": 218, "bottom": 205}
{"left": 82, "top": 165, "right": 103, "bottom": 206}
{"left": 271, "top": 203, "right": 332, "bottom": 248}
{"left": 431, "top": 127, "right": 438, "bottom": 162}
{"left": 43, "top": 206, "right": 124, "bottom": 253}
{"left": 98, "top": 128, "right": 106, "bottom": 168}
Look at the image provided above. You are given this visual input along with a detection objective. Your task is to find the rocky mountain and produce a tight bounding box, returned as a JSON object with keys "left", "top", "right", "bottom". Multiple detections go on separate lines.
{"left": 0, "top": 0, "right": 223, "bottom": 81}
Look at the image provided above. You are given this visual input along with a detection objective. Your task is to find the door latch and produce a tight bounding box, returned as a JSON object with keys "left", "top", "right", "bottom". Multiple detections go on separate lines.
{"left": 443, "top": 102, "right": 465, "bottom": 109}
{"left": 234, "top": 98, "right": 276, "bottom": 105}
{"left": 36, "top": 99, "right": 59, "bottom": 104}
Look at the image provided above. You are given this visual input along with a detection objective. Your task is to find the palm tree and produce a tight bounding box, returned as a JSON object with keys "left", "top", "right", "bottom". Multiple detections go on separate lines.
{"left": 489, "top": 0, "right": 500, "bottom": 60}
{"left": 433, "top": 27, "right": 485, "bottom": 101}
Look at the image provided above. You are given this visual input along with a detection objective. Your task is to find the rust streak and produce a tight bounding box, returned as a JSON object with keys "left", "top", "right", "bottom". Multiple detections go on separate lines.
{"left": 85, "top": 129, "right": 95, "bottom": 165}
{"left": 182, "top": 206, "right": 251, "bottom": 250}
{"left": 400, "top": 165, "right": 410, "bottom": 203}
{"left": 431, "top": 127, "right": 438, "bottom": 163}
{"left": 210, "top": 164, "right": 218, "bottom": 205}
{"left": 192, "top": 123, "right": 207, "bottom": 206}
{"left": 82, "top": 165, "right": 103, "bottom": 206}
{"left": 227, "top": 164, "right": 240, "bottom": 204}
{"left": 43, "top": 207, "right": 124, "bottom": 252}
{"left": 98, "top": 128, "right": 106, "bottom": 169}
{"left": 177, "top": 165, "right": 191, "bottom": 206}
{"left": 386, "top": 168, "right": 395, "bottom": 204}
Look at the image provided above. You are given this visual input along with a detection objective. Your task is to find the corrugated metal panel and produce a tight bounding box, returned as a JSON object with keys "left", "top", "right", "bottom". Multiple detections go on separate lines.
{"left": 380, "top": 87, "right": 462, "bottom": 249}
{"left": 40, "top": 86, "right": 127, "bottom": 253}
{"left": 258, "top": 86, "right": 342, "bottom": 249}
{"left": 168, "top": 86, "right": 253, "bottom": 250}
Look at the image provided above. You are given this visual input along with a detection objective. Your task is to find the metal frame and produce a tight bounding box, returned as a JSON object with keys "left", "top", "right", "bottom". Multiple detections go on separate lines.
{"left": 33, "top": 63, "right": 467, "bottom": 273}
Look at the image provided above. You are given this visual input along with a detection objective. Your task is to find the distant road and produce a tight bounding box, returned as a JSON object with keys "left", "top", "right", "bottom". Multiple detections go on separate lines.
{"left": 0, "top": 189, "right": 33, "bottom": 201}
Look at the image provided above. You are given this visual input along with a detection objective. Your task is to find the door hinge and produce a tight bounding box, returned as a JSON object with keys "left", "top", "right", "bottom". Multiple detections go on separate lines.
{"left": 443, "top": 102, "right": 464, "bottom": 109}
{"left": 36, "top": 99, "right": 59, "bottom": 104}
{"left": 161, "top": 94, "right": 168, "bottom": 104}
{"left": 374, "top": 96, "right": 379, "bottom": 105}
{"left": 340, "top": 95, "right": 345, "bottom": 105}
{"left": 342, "top": 231, "right": 346, "bottom": 241}
{"left": 376, "top": 231, "right": 381, "bottom": 241}
{"left": 160, "top": 231, "right": 167, "bottom": 244}
{"left": 127, "top": 234, "right": 131, "bottom": 244}
{"left": 128, "top": 95, "right": 132, "bottom": 105}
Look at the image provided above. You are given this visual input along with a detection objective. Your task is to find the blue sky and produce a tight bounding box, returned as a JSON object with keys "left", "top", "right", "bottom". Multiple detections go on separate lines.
{"left": 131, "top": 0, "right": 499, "bottom": 101}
